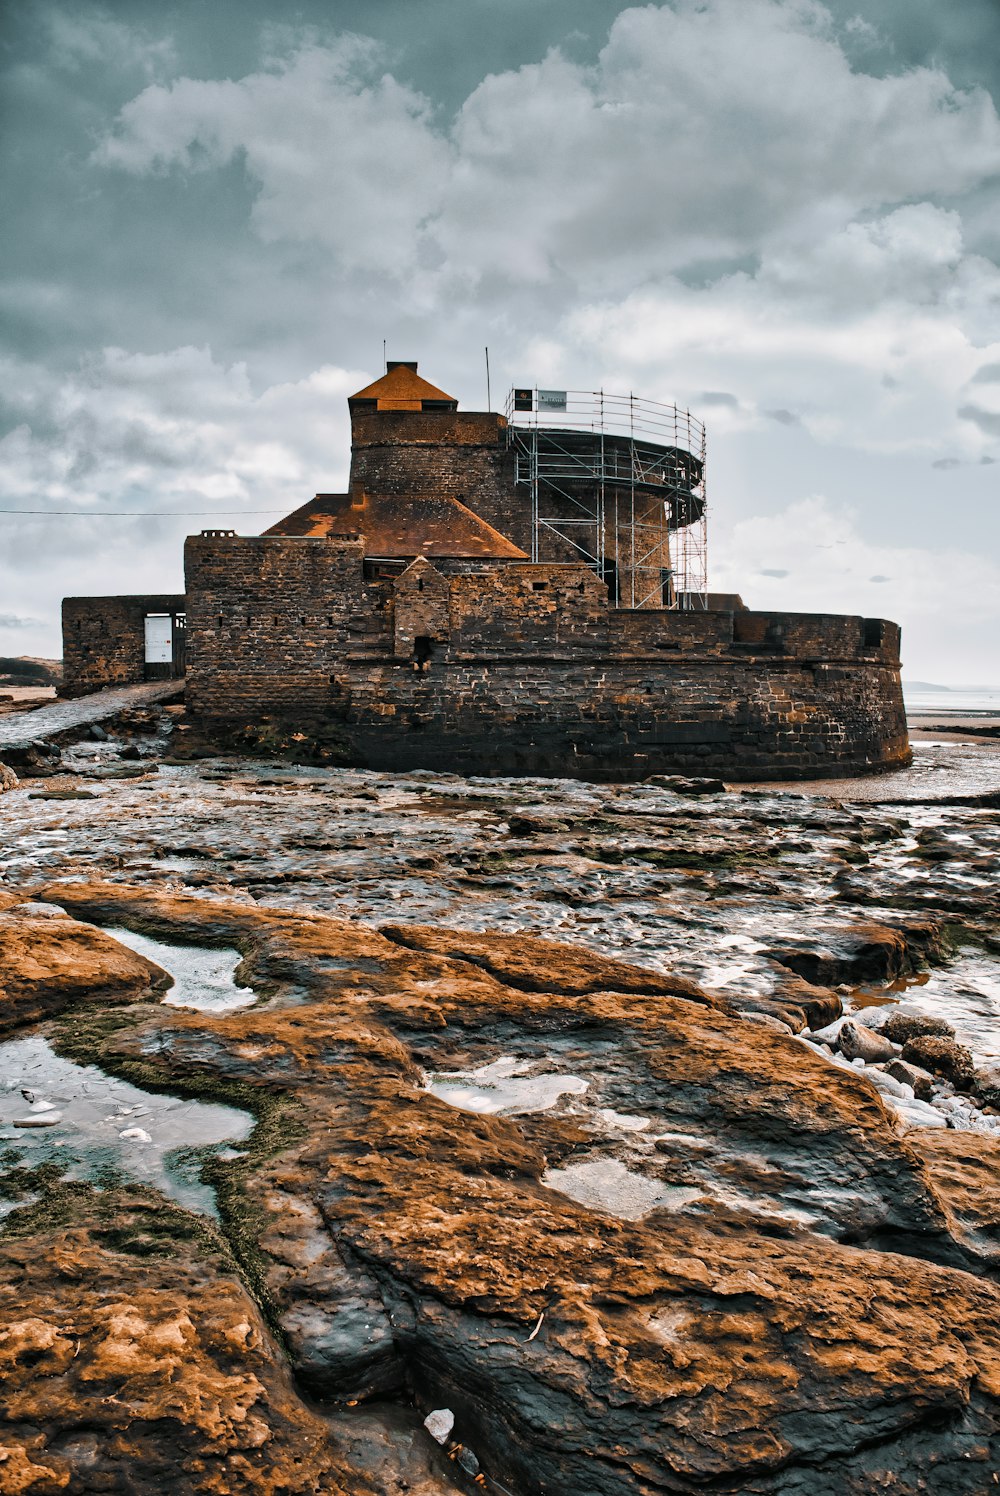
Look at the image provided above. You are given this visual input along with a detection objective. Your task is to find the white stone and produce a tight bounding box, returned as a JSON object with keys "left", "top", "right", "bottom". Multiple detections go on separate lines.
{"left": 423, "top": 1408, "right": 455, "bottom": 1445}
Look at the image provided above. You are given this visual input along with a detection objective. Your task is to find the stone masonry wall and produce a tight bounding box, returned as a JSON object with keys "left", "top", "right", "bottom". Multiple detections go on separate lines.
{"left": 62, "top": 595, "right": 185, "bottom": 698}
{"left": 182, "top": 537, "right": 909, "bottom": 781}
{"left": 183, "top": 534, "right": 390, "bottom": 718}
{"left": 349, "top": 410, "right": 527, "bottom": 550}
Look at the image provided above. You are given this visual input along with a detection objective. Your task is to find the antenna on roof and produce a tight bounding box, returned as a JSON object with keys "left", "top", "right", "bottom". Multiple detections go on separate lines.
{"left": 485, "top": 346, "right": 491, "bottom": 412}
{"left": 383, "top": 338, "right": 387, "bottom": 373}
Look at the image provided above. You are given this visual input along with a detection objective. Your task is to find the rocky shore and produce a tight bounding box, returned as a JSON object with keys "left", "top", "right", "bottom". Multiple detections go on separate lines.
{"left": 2, "top": 706, "right": 1000, "bottom": 1492}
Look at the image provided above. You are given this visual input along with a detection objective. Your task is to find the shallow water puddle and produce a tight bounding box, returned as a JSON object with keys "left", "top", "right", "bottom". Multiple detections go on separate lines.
{"left": 425, "top": 1055, "right": 588, "bottom": 1114}
{"left": 543, "top": 1158, "right": 703, "bottom": 1221}
{"left": 0, "top": 1033, "right": 254, "bottom": 1218}
{"left": 102, "top": 926, "right": 255, "bottom": 1013}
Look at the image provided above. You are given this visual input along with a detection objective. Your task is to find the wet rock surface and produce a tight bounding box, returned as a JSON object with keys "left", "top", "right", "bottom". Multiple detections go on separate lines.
{"left": 0, "top": 741, "right": 999, "bottom": 1491}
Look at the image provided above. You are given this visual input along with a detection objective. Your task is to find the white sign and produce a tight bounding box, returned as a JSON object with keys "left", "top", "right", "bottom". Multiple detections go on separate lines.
{"left": 538, "top": 389, "right": 567, "bottom": 411}
{"left": 144, "top": 614, "right": 173, "bottom": 664}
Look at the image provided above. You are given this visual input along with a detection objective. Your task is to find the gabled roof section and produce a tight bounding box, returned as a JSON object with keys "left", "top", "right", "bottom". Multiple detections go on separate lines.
{"left": 348, "top": 362, "right": 458, "bottom": 412}
{"left": 263, "top": 495, "right": 351, "bottom": 539}
{"left": 264, "top": 491, "right": 527, "bottom": 559}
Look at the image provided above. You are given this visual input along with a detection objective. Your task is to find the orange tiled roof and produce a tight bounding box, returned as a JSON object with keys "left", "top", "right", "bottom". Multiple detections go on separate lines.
{"left": 264, "top": 491, "right": 527, "bottom": 559}
{"left": 349, "top": 363, "right": 457, "bottom": 411}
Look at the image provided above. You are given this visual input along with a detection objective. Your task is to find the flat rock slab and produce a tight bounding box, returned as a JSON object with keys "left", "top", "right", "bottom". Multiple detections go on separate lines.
{"left": 6, "top": 881, "right": 1000, "bottom": 1494}
{"left": 0, "top": 680, "right": 182, "bottom": 753}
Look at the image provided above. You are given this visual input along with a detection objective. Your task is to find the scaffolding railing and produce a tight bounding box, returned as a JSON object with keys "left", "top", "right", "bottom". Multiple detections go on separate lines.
{"left": 505, "top": 387, "right": 708, "bottom": 609}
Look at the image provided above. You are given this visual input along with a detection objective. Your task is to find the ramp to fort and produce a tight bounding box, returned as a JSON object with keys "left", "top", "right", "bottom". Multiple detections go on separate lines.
{"left": 0, "top": 680, "right": 182, "bottom": 753}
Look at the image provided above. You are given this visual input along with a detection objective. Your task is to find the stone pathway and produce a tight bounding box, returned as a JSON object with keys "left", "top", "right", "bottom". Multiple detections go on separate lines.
{"left": 0, "top": 680, "right": 182, "bottom": 751}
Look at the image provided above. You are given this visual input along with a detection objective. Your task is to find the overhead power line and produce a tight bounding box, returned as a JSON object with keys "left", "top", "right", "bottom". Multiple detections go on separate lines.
{"left": 0, "top": 507, "right": 289, "bottom": 517}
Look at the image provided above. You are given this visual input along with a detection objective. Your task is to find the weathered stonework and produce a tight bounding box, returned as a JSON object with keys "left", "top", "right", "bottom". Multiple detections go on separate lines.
{"left": 62, "top": 595, "right": 185, "bottom": 699}
{"left": 61, "top": 363, "right": 911, "bottom": 780}
{"left": 182, "top": 536, "right": 908, "bottom": 780}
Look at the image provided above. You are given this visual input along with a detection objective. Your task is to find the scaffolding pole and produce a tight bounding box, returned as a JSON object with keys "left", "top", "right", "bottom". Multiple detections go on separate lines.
{"left": 506, "top": 387, "right": 708, "bottom": 610}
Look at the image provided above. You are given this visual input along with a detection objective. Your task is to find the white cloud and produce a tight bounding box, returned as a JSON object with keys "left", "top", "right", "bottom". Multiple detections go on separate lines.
{"left": 0, "top": 345, "right": 361, "bottom": 510}
{"left": 711, "top": 495, "right": 1000, "bottom": 681}
{"left": 562, "top": 204, "right": 1000, "bottom": 457}
{"left": 0, "top": 347, "right": 368, "bottom": 655}
{"left": 94, "top": 0, "right": 1000, "bottom": 288}
{"left": 94, "top": 38, "right": 450, "bottom": 278}
{"left": 46, "top": 7, "right": 176, "bottom": 78}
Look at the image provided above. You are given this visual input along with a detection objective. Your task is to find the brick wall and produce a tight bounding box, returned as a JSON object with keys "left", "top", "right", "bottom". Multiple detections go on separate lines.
{"left": 183, "top": 540, "right": 909, "bottom": 781}
{"left": 62, "top": 595, "right": 185, "bottom": 698}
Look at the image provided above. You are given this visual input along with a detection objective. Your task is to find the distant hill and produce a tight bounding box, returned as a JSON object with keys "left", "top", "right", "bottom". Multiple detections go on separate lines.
{"left": 0, "top": 656, "right": 62, "bottom": 686}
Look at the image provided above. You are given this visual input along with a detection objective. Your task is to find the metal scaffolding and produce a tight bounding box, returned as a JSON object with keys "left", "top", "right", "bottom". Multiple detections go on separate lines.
{"left": 505, "top": 388, "right": 708, "bottom": 609}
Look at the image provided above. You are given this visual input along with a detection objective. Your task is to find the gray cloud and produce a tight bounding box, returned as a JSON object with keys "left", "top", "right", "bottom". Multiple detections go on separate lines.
{"left": 869, "top": 575, "right": 891, "bottom": 583}
{"left": 760, "top": 568, "right": 789, "bottom": 578}
{"left": 970, "top": 362, "right": 1000, "bottom": 383}
{"left": 0, "top": 0, "right": 998, "bottom": 679}
{"left": 932, "top": 457, "right": 963, "bottom": 469}
{"left": 958, "top": 403, "right": 1000, "bottom": 436}
{"left": 765, "top": 409, "right": 798, "bottom": 426}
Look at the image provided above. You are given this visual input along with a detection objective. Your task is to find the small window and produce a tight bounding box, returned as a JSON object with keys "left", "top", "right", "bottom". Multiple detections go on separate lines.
{"left": 863, "top": 619, "right": 884, "bottom": 648}
{"left": 532, "top": 581, "right": 548, "bottom": 592}
{"left": 414, "top": 636, "right": 433, "bottom": 666}
{"left": 417, "top": 578, "right": 424, "bottom": 593}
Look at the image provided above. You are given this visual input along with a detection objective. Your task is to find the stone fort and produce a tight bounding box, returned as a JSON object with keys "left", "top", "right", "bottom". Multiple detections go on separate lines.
{"left": 62, "top": 363, "right": 909, "bottom": 780}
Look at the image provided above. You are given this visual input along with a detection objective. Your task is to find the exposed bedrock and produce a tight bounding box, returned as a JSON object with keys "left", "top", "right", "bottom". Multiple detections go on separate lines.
{"left": 0, "top": 881, "right": 996, "bottom": 1493}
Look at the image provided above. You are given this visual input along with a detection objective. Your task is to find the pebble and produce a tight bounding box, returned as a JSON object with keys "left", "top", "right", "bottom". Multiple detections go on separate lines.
{"left": 838, "top": 1020, "right": 896, "bottom": 1064}
{"left": 119, "top": 1127, "right": 152, "bottom": 1142}
{"left": 5, "top": 902, "right": 70, "bottom": 919}
{"left": 13, "top": 1113, "right": 62, "bottom": 1128}
{"left": 887, "top": 1096, "right": 948, "bottom": 1130}
{"left": 423, "top": 1408, "right": 455, "bottom": 1445}
{"left": 863, "top": 1067, "right": 914, "bottom": 1101}
{"left": 886, "top": 1059, "right": 934, "bottom": 1101}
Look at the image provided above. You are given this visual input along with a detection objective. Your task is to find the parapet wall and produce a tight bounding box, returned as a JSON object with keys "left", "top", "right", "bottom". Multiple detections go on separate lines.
{"left": 62, "top": 595, "right": 186, "bottom": 698}
{"left": 182, "top": 536, "right": 909, "bottom": 780}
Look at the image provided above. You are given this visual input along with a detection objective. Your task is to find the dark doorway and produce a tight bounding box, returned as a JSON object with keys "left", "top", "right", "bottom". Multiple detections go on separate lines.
{"left": 413, "top": 636, "right": 433, "bottom": 670}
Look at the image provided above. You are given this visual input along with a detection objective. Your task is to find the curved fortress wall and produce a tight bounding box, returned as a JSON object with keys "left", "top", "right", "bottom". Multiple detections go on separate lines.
{"left": 183, "top": 535, "right": 909, "bottom": 781}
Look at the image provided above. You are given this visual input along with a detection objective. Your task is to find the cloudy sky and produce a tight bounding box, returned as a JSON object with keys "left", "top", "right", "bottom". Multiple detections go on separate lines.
{"left": 3, "top": 0, "right": 999, "bottom": 682}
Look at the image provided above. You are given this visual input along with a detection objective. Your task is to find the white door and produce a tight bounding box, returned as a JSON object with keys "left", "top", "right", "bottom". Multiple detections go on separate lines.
{"left": 144, "top": 614, "right": 173, "bottom": 664}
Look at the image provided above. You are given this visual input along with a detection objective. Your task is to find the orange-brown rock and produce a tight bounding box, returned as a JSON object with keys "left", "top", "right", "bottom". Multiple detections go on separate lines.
{"left": 379, "top": 920, "right": 717, "bottom": 1003}
{"left": 0, "top": 904, "right": 167, "bottom": 1032}
{"left": 0, "top": 1191, "right": 459, "bottom": 1495}
{"left": 8, "top": 880, "right": 1000, "bottom": 1493}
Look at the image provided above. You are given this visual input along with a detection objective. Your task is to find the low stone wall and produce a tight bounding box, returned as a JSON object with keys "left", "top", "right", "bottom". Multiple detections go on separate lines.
{"left": 73, "top": 536, "right": 907, "bottom": 780}
{"left": 316, "top": 654, "right": 909, "bottom": 780}
{"left": 62, "top": 595, "right": 186, "bottom": 699}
